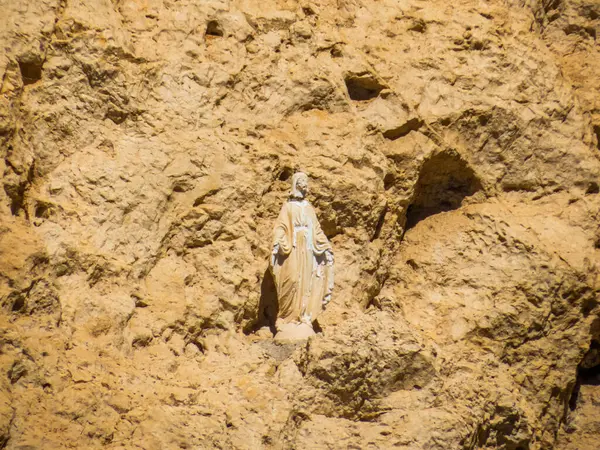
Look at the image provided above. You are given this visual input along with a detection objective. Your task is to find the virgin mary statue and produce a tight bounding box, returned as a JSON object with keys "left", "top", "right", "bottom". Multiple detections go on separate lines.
{"left": 270, "top": 172, "right": 334, "bottom": 333}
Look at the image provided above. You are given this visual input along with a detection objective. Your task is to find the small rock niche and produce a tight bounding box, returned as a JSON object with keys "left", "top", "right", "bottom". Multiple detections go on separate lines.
{"left": 205, "top": 20, "right": 224, "bottom": 37}
{"left": 17, "top": 54, "right": 43, "bottom": 85}
{"left": 344, "top": 72, "right": 385, "bottom": 101}
{"left": 405, "top": 150, "right": 482, "bottom": 229}
{"left": 569, "top": 339, "right": 600, "bottom": 411}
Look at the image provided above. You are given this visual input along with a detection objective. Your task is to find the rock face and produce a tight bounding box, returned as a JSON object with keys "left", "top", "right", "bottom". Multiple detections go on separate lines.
{"left": 1, "top": 0, "right": 599, "bottom": 448}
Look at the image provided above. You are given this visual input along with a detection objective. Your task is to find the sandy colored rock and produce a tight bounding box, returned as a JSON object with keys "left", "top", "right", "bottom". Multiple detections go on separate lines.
{"left": 274, "top": 323, "right": 315, "bottom": 342}
{"left": 0, "top": 0, "right": 599, "bottom": 448}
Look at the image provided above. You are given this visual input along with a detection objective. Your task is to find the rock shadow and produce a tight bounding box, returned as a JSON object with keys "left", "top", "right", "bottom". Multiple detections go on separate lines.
{"left": 405, "top": 150, "right": 482, "bottom": 229}
{"left": 205, "top": 20, "right": 224, "bottom": 37}
{"left": 17, "top": 54, "right": 43, "bottom": 85}
{"left": 344, "top": 72, "right": 385, "bottom": 101}
{"left": 570, "top": 339, "right": 600, "bottom": 411}
{"left": 244, "top": 268, "right": 278, "bottom": 335}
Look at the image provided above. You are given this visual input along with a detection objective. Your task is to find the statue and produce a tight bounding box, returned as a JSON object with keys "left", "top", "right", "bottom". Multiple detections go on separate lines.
{"left": 270, "top": 172, "right": 334, "bottom": 340}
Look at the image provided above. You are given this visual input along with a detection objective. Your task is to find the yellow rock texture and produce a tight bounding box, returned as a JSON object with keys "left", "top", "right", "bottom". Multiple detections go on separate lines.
{"left": 1, "top": 0, "right": 599, "bottom": 448}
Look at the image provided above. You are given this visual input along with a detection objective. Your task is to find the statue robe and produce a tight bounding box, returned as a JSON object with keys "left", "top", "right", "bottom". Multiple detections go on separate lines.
{"left": 271, "top": 199, "right": 333, "bottom": 324}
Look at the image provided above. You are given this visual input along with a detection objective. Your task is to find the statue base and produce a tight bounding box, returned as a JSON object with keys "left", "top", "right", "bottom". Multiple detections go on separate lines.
{"left": 274, "top": 322, "right": 315, "bottom": 342}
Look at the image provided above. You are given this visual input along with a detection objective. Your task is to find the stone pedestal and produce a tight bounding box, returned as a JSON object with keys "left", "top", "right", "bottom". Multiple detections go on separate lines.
{"left": 274, "top": 322, "right": 315, "bottom": 342}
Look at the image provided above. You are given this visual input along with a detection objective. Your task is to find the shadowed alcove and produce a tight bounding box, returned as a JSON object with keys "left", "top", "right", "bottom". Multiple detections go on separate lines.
{"left": 344, "top": 72, "right": 385, "bottom": 101}
{"left": 17, "top": 55, "right": 43, "bottom": 85}
{"left": 258, "top": 269, "right": 278, "bottom": 330}
{"left": 569, "top": 338, "right": 600, "bottom": 411}
{"left": 205, "top": 20, "right": 224, "bottom": 37}
{"left": 405, "top": 150, "right": 482, "bottom": 229}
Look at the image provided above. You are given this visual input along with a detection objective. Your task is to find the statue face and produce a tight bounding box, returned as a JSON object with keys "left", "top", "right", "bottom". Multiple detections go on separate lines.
{"left": 296, "top": 176, "right": 308, "bottom": 196}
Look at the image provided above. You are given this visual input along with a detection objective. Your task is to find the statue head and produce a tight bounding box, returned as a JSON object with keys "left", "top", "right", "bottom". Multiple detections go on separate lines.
{"left": 290, "top": 172, "right": 309, "bottom": 199}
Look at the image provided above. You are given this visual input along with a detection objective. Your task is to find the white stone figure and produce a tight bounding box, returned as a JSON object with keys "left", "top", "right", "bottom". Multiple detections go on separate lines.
{"left": 270, "top": 172, "right": 334, "bottom": 340}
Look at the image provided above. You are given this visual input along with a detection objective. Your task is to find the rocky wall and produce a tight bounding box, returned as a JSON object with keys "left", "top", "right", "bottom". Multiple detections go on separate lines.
{"left": 1, "top": 0, "right": 599, "bottom": 448}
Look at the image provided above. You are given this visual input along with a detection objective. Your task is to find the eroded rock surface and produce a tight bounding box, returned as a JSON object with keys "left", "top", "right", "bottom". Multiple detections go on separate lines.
{"left": 1, "top": 0, "right": 599, "bottom": 448}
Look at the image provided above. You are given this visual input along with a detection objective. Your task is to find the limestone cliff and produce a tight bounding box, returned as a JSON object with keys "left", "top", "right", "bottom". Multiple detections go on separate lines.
{"left": 1, "top": 0, "right": 599, "bottom": 448}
